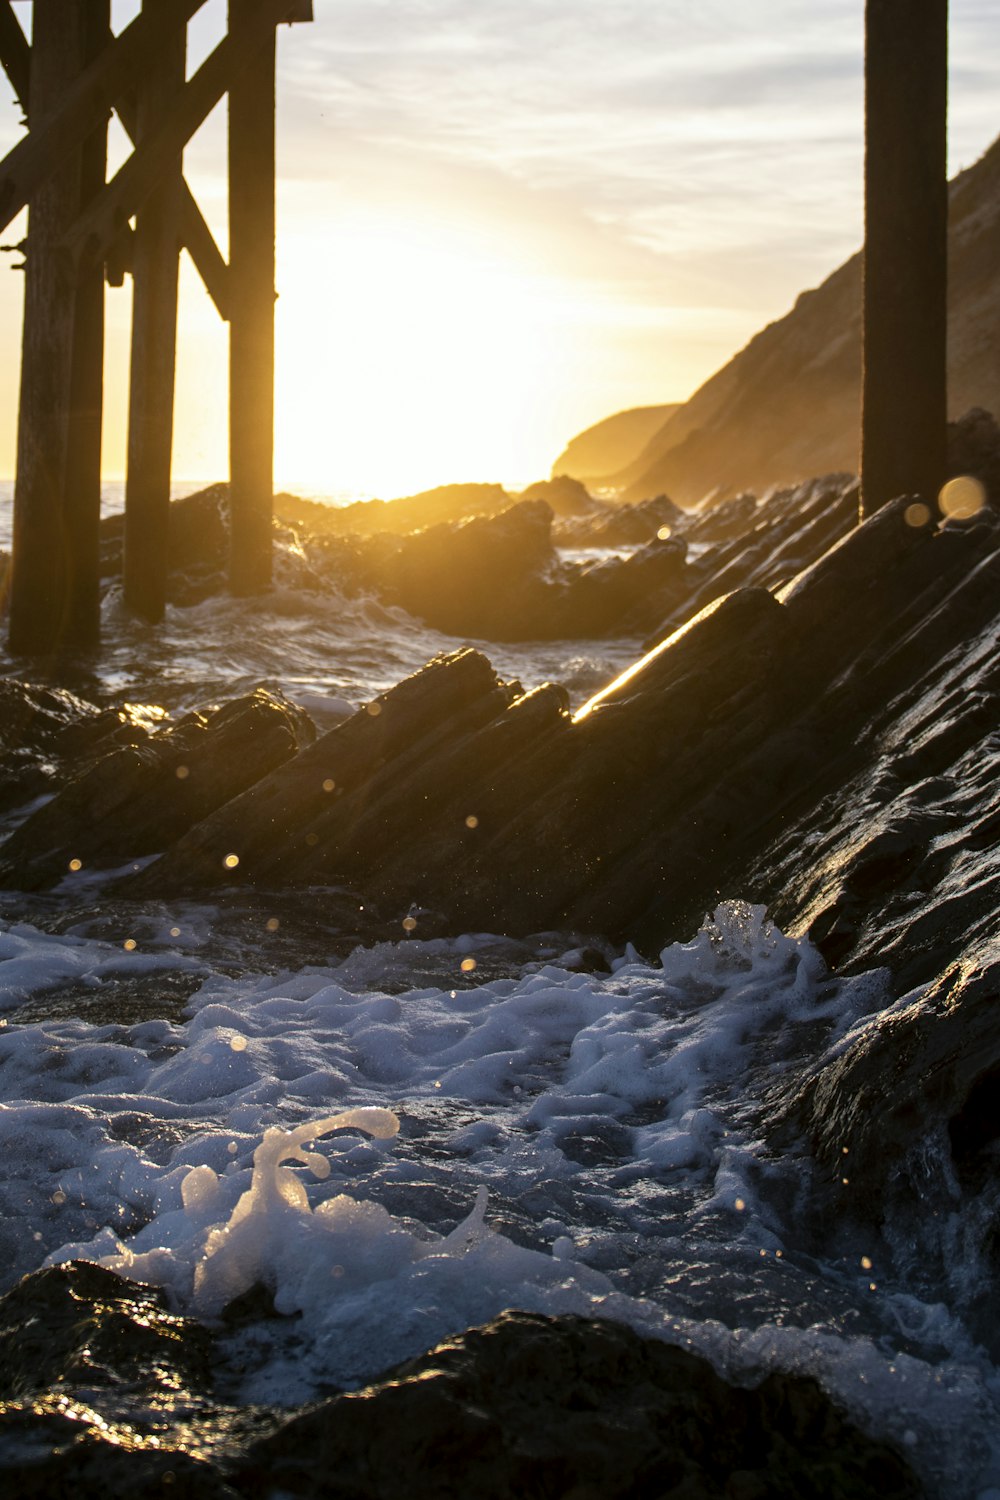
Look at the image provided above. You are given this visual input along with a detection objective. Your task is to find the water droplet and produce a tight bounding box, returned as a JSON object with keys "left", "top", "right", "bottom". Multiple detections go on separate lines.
{"left": 227, "top": 1141, "right": 238, "bottom": 1155}
{"left": 939, "top": 474, "right": 986, "bottom": 519}
{"left": 734, "top": 1198, "right": 746, "bottom": 1212}
{"left": 230, "top": 1035, "right": 248, "bottom": 1052}
{"left": 123, "top": 938, "right": 137, "bottom": 952}
{"left": 266, "top": 917, "right": 280, "bottom": 932}
{"left": 460, "top": 957, "right": 477, "bottom": 973}
{"left": 365, "top": 701, "right": 382, "bottom": 717}
{"left": 68, "top": 858, "right": 82, "bottom": 872}
{"left": 322, "top": 778, "right": 335, "bottom": 792}
{"left": 175, "top": 765, "right": 189, "bottom": 780}
{"left": 465, "top": 814, "right": 479, "bottom": 829}
{"left": 861, "top": 1255, "right": 872, "bottom": 1270}
{"left": 402, "top": 916, "right": 418, "bottom": 933}
{"left": 51, "top": 1189, "right": 66, "bottom": 1205}
{"left": 169, "top": 926, "right": 181, "bottom": 938}
{"left": 223, "top": 853, "right": 240, "bottom": 870}
{"left": 305, "top": 831, "right": 319, "bottom": 846}
{"left": 657, "top": 525, "right": 672, "bottom": 541}
{"left": 331, "top": 1264, "right": 345, "bottom": 1278}
{"left": 904, "top": 501, "right": 932, "bottom": 528}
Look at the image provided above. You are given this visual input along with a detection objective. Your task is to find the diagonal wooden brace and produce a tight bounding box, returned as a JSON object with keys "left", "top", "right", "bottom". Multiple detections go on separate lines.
{"left": 0, "top": 0, "right": 29, "bottom": 113}
{"left": 0, "top": 0, "right": 211, "bottom": 234}
{"left": 110, "top": 47, "right": 231, "bottom": 318}
{"left": 60, "top": 0, "right": 310, "bottom": 284}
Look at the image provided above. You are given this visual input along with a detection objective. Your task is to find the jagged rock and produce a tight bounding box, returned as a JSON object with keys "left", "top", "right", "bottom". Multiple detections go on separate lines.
{"left": 0, "top": 688, "right": 316, "bottom": 890}
{"left": 384, "top": 499, "right": 555, "bottom": 637}
{"left": 0, "top": 1261, "right": 231, "bottom": 1499}
{"left": 123, "top": 649, "right": 520, "bottom": 897}
{"left": 0, "top": 680, "right": 159, "bottom": 817}
{"left": 100, "top": 482, "right": 230, "bottom": 582}
{"left": 276, "top": 481, "right": 514, "bottom": 538}
{"left": 0, "top": 1273, "right": 921, "bottom": 1500}
{"left": 554, "top": 492, "right": 684, "bottom": 549}
{"left": 111, "top": 495, "right": 1000, "bottom": 1002}
{"left": 235, "top": 1310, "right": 921, "bottom": 1500}
{"left": 518, "top": 474, "right": 600, "bottom": 519}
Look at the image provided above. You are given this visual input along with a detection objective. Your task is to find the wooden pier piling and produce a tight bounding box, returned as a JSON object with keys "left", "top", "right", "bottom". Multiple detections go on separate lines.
{"left": 1, "top": 0, "right": 312, "bottom": 654}
{"left": 123, "top": 6, "right": 185, "bottom": 623}
{"left": 9, "top": 0, "right": 108, "bottom": 655}
{"left": 229, "top": 2, "right": 277, "bottom": 596}
{"left": 861, "top": 0, "right": 948, "bottom": 517}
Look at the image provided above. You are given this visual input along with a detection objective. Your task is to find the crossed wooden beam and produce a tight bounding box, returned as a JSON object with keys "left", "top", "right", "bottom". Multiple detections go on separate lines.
{"left": 0, "top": 0, "right": 312, "bottom": 655}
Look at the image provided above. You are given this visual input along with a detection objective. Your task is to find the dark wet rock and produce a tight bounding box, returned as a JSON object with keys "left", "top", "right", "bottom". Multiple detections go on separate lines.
{"left": 0, "top": 1260, "right": 213, "bottom": 1400}
{"left": 235, "top": 1310, "right": 921, "bottom": 1500}
{"left": 100, "top": 482, "right": 230, "bottom": 593}
{"left": 0, "top": 1261, "right": 234, "bottom": 1498}
{"left": 382, "top": 498, "right": 556, "bottom": 638}
{"left": 124, "top": 648, "right": 523, "bottom": 896}
{"left": 0, "top": 1272, "right": 921, "bottom": 1500}
{"left": 111, "top": 491, "right": 1000, "bottom": 1013}
{"left": 554, "top": 491, "right": 684, "bottom": 549}
{"left": 0, "top": 679, "right": 161, "bottom": 818}
{"left": 0, "top": 688, "right": 315, "bottom": 890}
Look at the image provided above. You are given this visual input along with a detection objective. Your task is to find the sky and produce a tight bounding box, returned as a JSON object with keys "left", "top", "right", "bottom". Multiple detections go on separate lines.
{"left": 0, "top": 0, "right": 998, "bottom": 496}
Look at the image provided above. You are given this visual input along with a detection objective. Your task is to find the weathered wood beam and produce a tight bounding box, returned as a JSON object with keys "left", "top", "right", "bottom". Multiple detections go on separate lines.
{"left": 123, "top": 8, "right": 185, "bottom": 623}
{"left": 861, "top": 0, "right": 948, "bottom": 517}
{"left": 107, "top": 30, "right": 231, "bottom": 318}
{"left": 0, "top": 0, "right": 209, "bottom": 236}
{"left": 0, "top": 0, "right": 29, "bottom": 113}
{"left": 64, "top": 2, "right": 113, "bottom": 648}
{"left": 9, "top": 1, "right": 110, "bottom": 656}
{"left": 228, "top": 0, "right": 276, "bottom": 595}
{"left": 59, "top": 0, "right": 309, "bottom": 281}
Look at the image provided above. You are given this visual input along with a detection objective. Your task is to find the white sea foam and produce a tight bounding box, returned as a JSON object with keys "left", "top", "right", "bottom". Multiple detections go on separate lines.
{"left": 0, "top": 901, "right": 993, "bottom": 1494}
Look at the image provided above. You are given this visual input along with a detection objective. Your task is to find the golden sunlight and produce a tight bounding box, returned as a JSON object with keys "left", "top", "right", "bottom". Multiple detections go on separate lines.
{"left": 273, "top": 212, "right": 579, "bottom": 495}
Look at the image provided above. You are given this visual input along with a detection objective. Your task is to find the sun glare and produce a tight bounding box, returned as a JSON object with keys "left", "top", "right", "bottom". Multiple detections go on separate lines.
{"left": 274, "top": 214, "right": 576, "bottom": 497}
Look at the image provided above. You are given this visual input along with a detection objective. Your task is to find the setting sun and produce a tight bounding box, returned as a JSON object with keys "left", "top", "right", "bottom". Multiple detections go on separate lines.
{"left": 273, "top": 211, "right": 577, "bottom": 494}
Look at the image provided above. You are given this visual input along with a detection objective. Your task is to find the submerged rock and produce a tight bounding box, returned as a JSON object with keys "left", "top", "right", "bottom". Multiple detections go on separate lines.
{"left": 0, "top": 1269, "right": 921, "bottom": 1500}
{"left": 237, "top": 1311, "right": 922, "bottom": 1499}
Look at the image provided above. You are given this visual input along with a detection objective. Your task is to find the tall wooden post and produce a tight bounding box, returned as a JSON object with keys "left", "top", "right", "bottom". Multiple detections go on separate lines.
{"left": 861, "top": 0, "right": 948, "bottom": 517}
{"left": 123, "top": 5, "right": 185, "bottom": 622}
{"left": 228, "top": 2, "right": 276, "bottom": 595}
{"left": 9, "top": 1, "right": 109, "bottom": 656}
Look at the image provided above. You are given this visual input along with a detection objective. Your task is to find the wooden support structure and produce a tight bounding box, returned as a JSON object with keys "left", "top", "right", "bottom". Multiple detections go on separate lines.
{"left": 9, "top": 0, "right": 109, "bottom": 654}
{"left": 123, "top": 6, "right": 185, "bottom": 623}
{"left": 229, "top": 0, "right": 277, "bottom": 595}
{"left": 0, "top": 0, "right": 312, "bottom": 653}
{"left": 861, "top": 0, "right": 948, "bottom": 517}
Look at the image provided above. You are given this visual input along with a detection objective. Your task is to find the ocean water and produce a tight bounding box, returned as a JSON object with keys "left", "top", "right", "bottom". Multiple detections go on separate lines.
{"left": 0, "top": 484, "right": 999, "bottom": 1494}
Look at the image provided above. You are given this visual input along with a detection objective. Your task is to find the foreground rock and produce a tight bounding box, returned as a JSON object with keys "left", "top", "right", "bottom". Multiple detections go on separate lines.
{"left": 0, "top": 680, "right": 162, "bottom": 819}
{"left": 0, "top": 688, "right": 315, "bottom": 890}
{"left": 0, "top": 1268, "right": 920, "bottom": 1499}
{"left": 104, "top": 490, "right": 1000, "bottom": 1005}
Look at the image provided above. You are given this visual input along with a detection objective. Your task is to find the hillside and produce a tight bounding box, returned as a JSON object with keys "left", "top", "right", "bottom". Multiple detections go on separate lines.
{"left": 551, "top": 404, "right": 678, "bottom": 485}
{"left": 602, "top": 134, "right": 1000, "bottom": 506}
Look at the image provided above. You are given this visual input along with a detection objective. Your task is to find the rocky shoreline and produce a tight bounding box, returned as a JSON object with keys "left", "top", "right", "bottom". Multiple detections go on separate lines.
{"left": 2, "top": 423, "right": 1000, "bottom": 1494}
